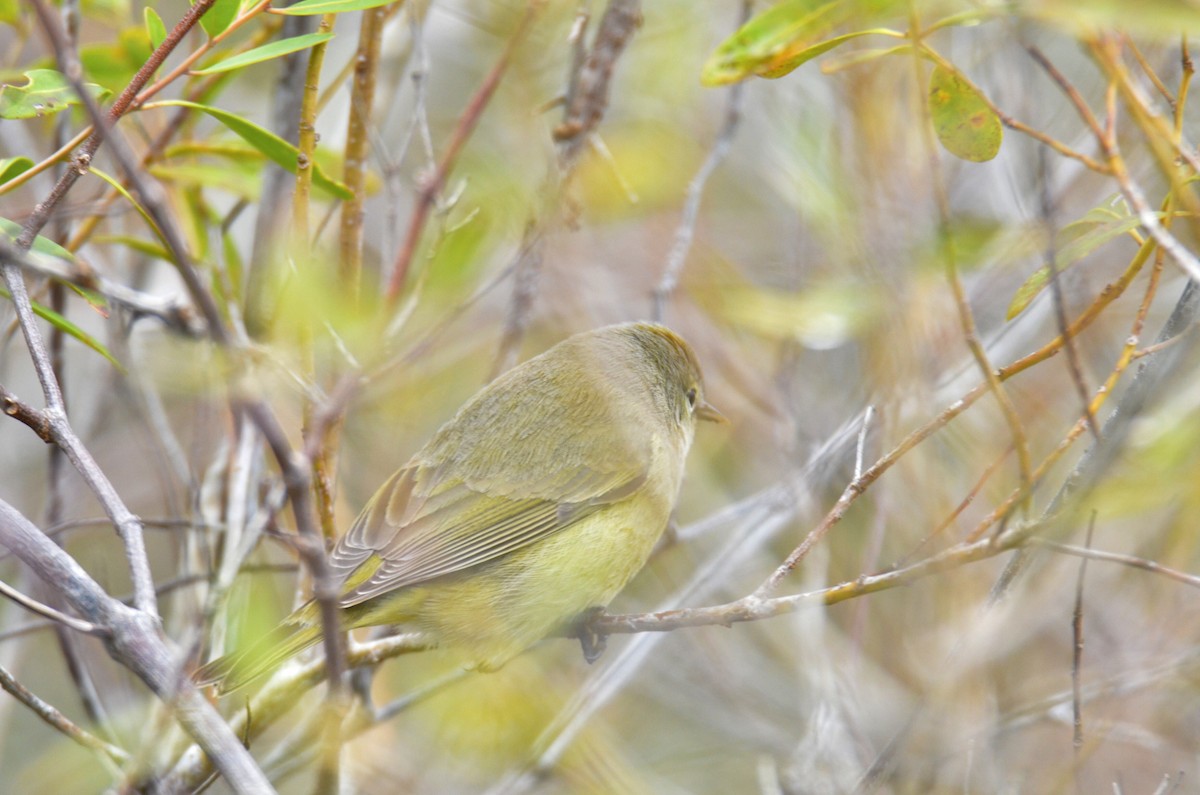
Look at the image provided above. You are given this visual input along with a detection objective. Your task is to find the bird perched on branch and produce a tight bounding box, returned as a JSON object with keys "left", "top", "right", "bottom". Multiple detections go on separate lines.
{"left": 197, "top": 321, "right": 724, "bottom": 693}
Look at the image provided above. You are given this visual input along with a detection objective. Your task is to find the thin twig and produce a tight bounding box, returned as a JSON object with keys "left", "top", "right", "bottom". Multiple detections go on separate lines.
{"left": 0, "top": 498, "right": 274, "bottom": 793}
{"left": 0, "top": 577, "right": 105, "bottom": 635}
{"left": 1031, "top": 537, "right": 1200, "bottom": 590}
{"left": 553, "top": 0, "right": 642, "bottom": 167}
{"left": 1038, "top": 145, "right": 1099, "bottom": 440}
{"left": 910, "top": 4, "right": 1034, "bottom": 516}
{"left": 0, "top": 664, "right": 130, "bottom": 765}
{"left": 653, "top": 0, "right": 748, "bottom": 321}
{"left": 387, "top": 5, "right": 542, "bottom": 302}
{"left": 1071, "top": 513, "right": 1096, "bottom": 768}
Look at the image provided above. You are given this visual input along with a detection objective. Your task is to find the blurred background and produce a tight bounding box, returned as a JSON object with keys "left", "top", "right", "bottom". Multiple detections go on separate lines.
{"left": 2, "top": 0, "right": 1200, "bottom": 792}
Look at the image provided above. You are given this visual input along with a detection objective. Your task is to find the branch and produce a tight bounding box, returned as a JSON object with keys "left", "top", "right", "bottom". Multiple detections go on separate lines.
{"left": 0, "top": 499, "right": 273, "bottom": 794}
{"left": 652, "top": 0, "right": 749, "bottom": 321}
{"left": 0, "top": 664, "right": 129, "bottom": 766}
{"left": 386, "top": 5, "right": 541, "bottom": 303}
{"left": 553, "top": 0, "right": 642, "bottom": 167}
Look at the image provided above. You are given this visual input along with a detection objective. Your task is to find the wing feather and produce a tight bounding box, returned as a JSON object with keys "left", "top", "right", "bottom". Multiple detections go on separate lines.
{"left": 329, "top": 335, "right": 656, "bottom": 608}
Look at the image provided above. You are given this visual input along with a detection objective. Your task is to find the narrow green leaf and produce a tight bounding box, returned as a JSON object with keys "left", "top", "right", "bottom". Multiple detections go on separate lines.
{"left": 192, "top": 32, "right": 335, "bottom": 75}
{"left": 144, "top": 6, "right": 168, "bottom": 49}
{"left": 278, "top": 0, "right": 394, "bottom": 15}
{"left": 94, "top": 234, "right": 174, "bottom": 263}
{"left": 0, "top": 69, "right": 110, "bottom": 120}
{"left": 928, "top": 65, "right": 1002, "bottom": 162}
{"left": 820, "top": 43, "right": 911, "bottom": 74}
{"left": 150, "top": 162, "right": 263, "bottom": 200}
{"left": 702, "top": 0, "right": 846, "bottom": 86}
{"left": 0, "top": 0, "right": 21, "bottom": 29}
{"left": 1006, "top": 213, "right": 1152, "bottom": 319}
{"left": 757, "top": 28, "right": 900, "bottom": 79}
{"left": 146, "top": 99, "right": 354, "bottom": 200}
{"left": 0, "top": 285, "right": 123, "bottom": 371}
{"left": 0, "top": 157, "right": 33, "bottom": 186}
{"left": 200, "top": 0, "right": 241, "bottom": 38}
{"left": 79, "top": 28, "right": 154, "bottom": 93}
{"left": 88, "top": 167, "right": 175, "bottom": 260}
{"left": 0, "top": 217, "right": 76, "bottom": 262}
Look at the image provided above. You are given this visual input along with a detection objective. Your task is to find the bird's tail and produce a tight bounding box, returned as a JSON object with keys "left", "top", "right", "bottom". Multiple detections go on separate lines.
{"left": 194, "top": 621, "right": 323, "bottom": 694}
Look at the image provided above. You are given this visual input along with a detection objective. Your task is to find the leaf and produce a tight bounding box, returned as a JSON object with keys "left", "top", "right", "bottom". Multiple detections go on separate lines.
{"left": 0, "top": 217, "right": 76, "bottom": 262}
{"left": 278, "top": 0, "right": 396, "bottom": 14}
{"left": 0, "top": 0, "right": 22, "bottom": 29}
{"left": 820, "top": 43, "right": 911, "bottom": 74}
{"left": 928, "top": 64, "right": 1002, "bottom": 162}
{"left": 191, "top": 32, "right": 335, "bottom": 75}
{"left": 94, "top": 234, "right": 174, "bottom": 263}
{"left": 1006, "top": 211, "right": 1151, "bottom": 319}
{"left": 80, "top": 27, "right": 153, "bottom": 93}
{"left": 0, "top": 157, "right": 33, "bottom": 186}
{"left": 150, "top": 162, "right": 263, "bottom": 200}
{"left": 144, "top": 6, "right": 168, "bottom": 49}
{"left": 88, "top": 167, "right": 174, "bottom": 260}
{"left": 702, "top": 0, "right": 848, "bottom": 86}
{"left": 146, "top": 100, "right": 354, "bottom": 200}
{"left": 0, "top": 285, "right": 123, "bottom": 371}
{"left": 756, "top": 28, "right": 899, "bottom": 79}
{"left": 0, "top": 69, "right": 110, "bottom": 120}
{"left": 200, "top": 0, "right": 241, "bottom": 38}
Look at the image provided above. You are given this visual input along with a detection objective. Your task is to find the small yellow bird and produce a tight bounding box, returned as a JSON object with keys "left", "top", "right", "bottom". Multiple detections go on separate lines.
{"left": 197, "top": 322, "right": 723, "bottom": 692}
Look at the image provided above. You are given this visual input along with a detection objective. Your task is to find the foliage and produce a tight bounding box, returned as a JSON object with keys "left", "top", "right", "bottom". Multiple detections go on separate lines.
{"left": 0, "top": 0, "right": 1199, "bottom": 793}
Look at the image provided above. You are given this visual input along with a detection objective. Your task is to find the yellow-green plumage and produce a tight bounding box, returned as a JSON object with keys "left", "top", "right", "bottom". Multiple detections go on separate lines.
{"left": 197, "top": 322, "right": 722, "bottom": 692}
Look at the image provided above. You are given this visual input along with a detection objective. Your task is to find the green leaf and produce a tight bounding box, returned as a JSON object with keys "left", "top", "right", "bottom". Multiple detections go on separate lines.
{"left": 200, "top": 0, "right": 241, "bottom": 38}
{"left": 150, "top": 162, "right": 263, "bottom": 200}
{"left": 0, "top": 0, "right": 22, "bottom": 29}
{"left": 94, "top": 234, "right": 174, "bottom": 263}
{"left": 191, "top": 32, "right": 335, "bottom": 75}
{"left": 146, "top": 99, "right": 354, "bottom": 200}
{"left": 80, "top": 27, "right": 154, "bottom": 93}
{"left": 88, "top": 167, "right": 174, "bottom": 260}
{"left": 928, "top": 64, "right": 1002, "bottom": 162}
{"left": 145, "top": 6, "right": 168, "bottom": 49}
{"left": 0, "top": 69, "right": 110, "bottom": 120}
{"left": 756, "top": 28, "right": 900, "bottom": 79}
{"left": 0, "top": 217, "right": 76, "bottom": 262}
{"left": 702, "top": 0, "right": 847, "bottom": 86}
{"left": 278, "top": 0, "right": 395, "bottom": 14}
{"left": 1006, "top": 211, "right": 1151, "bottom": 319}
{"left": 0, "top": 157, "right": 33, "bottom": 186}
{"left": 0, "top": 285, "right": 123, "bottom": 371}
{"left": 820, "top": 43, "right": 911, "bottom": 74}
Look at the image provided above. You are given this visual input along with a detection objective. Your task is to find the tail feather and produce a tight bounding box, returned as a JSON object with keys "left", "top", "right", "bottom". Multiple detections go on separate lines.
{"left": 195, "top": 622, "right": 322, "bottom": 694}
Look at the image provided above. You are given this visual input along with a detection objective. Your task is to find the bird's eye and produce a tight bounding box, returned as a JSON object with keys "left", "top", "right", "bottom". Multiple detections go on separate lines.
{"left": 686, "top": 388, "right": 697, "bottom": 407}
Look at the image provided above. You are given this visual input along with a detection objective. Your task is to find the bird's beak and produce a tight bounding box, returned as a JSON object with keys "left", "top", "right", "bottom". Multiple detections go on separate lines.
{"left": 696, "top": 399, "right": 728, "bottom": 424}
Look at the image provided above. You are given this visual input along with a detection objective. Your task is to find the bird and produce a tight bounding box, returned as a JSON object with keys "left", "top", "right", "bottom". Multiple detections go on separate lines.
{"left": 196, "top": 321, "right": 724, "bottom": 692}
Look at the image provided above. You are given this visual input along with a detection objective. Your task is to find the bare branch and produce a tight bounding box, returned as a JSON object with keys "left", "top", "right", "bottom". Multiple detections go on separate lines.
{"left": 0, "top": 664, "right": 130, "bottom": 766}
{"left": 0, "top": 498, "right": 273, "bottom": 793}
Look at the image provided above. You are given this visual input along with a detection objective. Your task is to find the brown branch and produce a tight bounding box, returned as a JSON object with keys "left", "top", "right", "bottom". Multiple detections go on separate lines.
{"left": 1038, "top": 147, "right": 1099, "bottom": 441}
{"left": 386, "top": 6, "right": 541, "bottom": 303}
{"left": 553, "top": 0, "right": 642, "bottom": 167}
{"left": 653, "top": 0, "right": 749, "bottom": 322}
{"left": 339, "top": 5, "right": 386, "bottom": 296}
{"left": 0, "top": 382, "right": 52, "bottom": 442}
{"left": 15, "top": 0, "right": 219, "bottom": 250}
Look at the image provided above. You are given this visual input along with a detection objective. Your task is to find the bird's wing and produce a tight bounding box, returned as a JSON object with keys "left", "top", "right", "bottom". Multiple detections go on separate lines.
{"left": 330, "top": 460, "right": 647, "bottom": 607}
